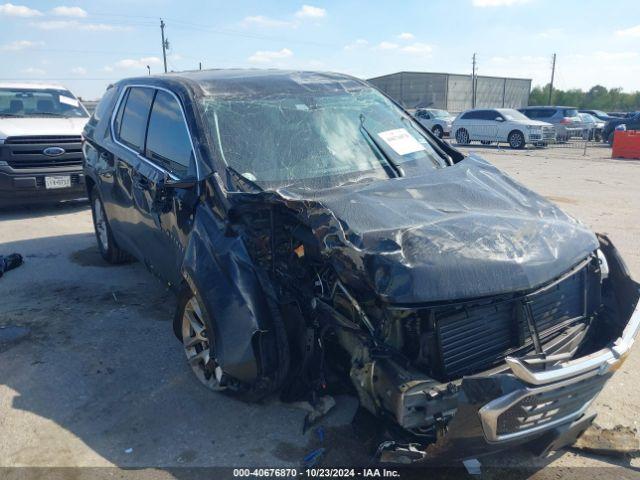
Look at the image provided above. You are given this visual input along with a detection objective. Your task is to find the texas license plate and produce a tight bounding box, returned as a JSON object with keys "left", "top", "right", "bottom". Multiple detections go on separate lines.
{"left": 44, "top": 175, "right": 71, "bottom": 189}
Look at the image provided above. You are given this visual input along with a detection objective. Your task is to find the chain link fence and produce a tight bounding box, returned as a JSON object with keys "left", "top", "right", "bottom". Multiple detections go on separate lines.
{"left": 447, "top": 122, "right": 607, "bottom": 154}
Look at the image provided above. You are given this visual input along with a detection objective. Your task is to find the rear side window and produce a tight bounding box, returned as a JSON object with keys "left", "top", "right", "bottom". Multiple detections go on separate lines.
{"left": 145, "top": 90, "right": 193, "bottom": 176}
{"left": 531, "top": 108, "right": 556, "bottom": 118}
{"left": 117, "top": 87, "right": 155, "bottom": 151}
{"left": 563, "top": 108, "right": 578, "bottom": 117}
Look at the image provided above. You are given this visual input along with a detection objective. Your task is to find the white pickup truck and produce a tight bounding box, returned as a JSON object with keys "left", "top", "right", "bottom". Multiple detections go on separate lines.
{"left": 0, "top": 82, "right": 89, "bottom": 207}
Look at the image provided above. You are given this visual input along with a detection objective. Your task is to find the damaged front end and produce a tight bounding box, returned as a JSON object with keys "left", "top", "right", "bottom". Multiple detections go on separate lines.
{"left": 333, "top": 235, "right": 640, "bottom": 463}
{"left": 218, "top": 175, "right": 640, "bottom": 463}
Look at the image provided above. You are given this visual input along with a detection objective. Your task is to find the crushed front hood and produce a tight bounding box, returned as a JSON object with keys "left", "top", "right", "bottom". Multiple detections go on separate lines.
{"left": 285, "top": 155, "right": 599, "bottom": 304}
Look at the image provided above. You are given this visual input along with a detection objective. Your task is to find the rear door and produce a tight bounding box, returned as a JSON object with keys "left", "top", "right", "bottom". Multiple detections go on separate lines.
{"left": 128, "top": 88, "right": 199, "bottom": 286}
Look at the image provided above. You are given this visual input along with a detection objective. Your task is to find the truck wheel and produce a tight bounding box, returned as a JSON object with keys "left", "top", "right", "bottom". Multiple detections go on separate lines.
{"left": 174, "top": 282, "right": 290, "bottom": 402}
{"left": 432, "top": 125, "right": 444, "bottom": 138}
{"left": 508, "top": 130, "right": 525, "bottom": 149}
{"left": 90, "top": 190, "right": 133, "bottom": 264}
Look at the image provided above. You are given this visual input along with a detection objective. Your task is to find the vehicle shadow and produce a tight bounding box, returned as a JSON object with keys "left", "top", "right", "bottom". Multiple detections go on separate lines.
{"left": 0, "top": 232, "right": 635, "bottom": 479}
{"left": 0, "top": 199, "right": 89, "bottom": 221}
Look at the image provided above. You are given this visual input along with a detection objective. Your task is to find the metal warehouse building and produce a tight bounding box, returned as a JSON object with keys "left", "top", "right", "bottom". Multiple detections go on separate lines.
{"left": 367, "top": 71, "right": 531, "bottom": 112}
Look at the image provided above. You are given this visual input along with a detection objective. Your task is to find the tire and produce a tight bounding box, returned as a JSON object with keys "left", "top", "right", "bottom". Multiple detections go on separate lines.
{"left": 174, "top": 282, "right": 290, "bottom": 402}
{"left": 455, "top": 128, "right": 470, "bottom": 145}
{"left": 90, "top": 189, "right": 133, "bottom": 264}
{"left": 432, "top": 125, "right": 444, "bottom": 139}
{"left": 508, "top": 130, "right": 525, "bottom": 149}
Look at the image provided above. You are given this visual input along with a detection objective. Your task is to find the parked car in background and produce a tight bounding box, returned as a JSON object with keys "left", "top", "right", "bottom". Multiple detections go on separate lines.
{"left": 579, "top": 109, "right": 614, "bottom": 122}
{"left": 0, "top": 82, "right": 89, "bottom": 207}
{"left": 577, "top": 112, "right": 604, "bottom": 141}
{"left": 413, "top": 108, "right": 455, "bottom": 138}
{"left": 451, "top": 108, "right": 555, "bottom": 149}
{"left": 82, "top": 70, "right": 640, "bottom": 464}
{"left": 602, "top": 111, "right": 640, "bottom": 145}
{"left": 519, "top": 106, "right": 583, "bottom": 141}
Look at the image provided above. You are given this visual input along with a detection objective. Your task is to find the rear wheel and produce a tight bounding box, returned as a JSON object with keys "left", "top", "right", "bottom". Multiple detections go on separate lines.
{"left": 508, "top": 130, "right": 525, "bottom": 149}
{"left": 90, "top": 189, "right": 133, "bottom": 264}
{"left": 432, "top": 125, "right": 444, "bottom": 139}
{"left": 455, "top": 128, "right": 470, "bottom": 145}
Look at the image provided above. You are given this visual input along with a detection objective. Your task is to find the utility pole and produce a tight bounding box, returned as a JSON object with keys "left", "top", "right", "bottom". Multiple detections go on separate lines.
{"left": 471, "top": 53, "right": 477, "bottom": 108}
{"left": 146, "top": 65, "right": 150, "bottom": 75}
{"left": 160, "top": 19, "right": 169, "bottom": 74}
{"left": 199, "top": 62, "right": 202, "bottom": 71}
{"left": 548, "top": 53, "right": 556, "bottom": 104}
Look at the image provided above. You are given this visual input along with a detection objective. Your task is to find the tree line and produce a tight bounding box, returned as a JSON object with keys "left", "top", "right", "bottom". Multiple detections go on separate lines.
{"left": 529, "top": 84, "right": 640, "bottom": 112}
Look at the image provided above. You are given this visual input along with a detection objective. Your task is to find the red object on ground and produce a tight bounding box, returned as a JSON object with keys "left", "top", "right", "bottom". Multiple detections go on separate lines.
{"left": 612, "top": 130, "right": 640, "bottom": 159}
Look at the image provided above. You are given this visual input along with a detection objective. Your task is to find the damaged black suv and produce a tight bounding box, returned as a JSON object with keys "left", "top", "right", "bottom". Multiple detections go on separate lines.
{"left": 83, "top": 70, "right": 640, "bottom": 463}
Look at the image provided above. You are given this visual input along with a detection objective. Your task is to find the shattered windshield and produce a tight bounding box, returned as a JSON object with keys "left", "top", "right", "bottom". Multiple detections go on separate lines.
{"left": 201, "top": 87, "right": 446, "bottom": 189}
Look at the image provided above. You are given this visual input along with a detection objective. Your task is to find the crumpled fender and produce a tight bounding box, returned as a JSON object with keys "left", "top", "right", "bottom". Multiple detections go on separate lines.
{"left": 181, "top": 203, "right": 274, "bottom": 383}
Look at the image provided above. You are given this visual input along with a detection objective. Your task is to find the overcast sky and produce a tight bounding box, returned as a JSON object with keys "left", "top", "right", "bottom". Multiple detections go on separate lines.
{"left": 1, "top": 0, "right": 639, "bottom": 99}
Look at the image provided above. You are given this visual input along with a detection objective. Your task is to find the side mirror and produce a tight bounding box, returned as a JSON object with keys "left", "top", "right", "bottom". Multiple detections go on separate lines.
{"left": 163, "top": 175, "right": 198, "bottom": 190}
{"left": 495, "top": 117, "right": 504, "bottom": 122}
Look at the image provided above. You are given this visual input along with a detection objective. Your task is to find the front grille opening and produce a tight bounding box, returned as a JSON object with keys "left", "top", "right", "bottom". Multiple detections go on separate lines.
{"left": 5, "top": 135, "right": 82, "bottom": 144}
{"left": 400, "top": 260, "right": 599, "bottom": 382}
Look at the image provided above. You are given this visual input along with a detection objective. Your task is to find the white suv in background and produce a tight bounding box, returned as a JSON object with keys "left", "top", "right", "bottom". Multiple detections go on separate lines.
{"left": 451, "top": 108, "right": 555, "bottom": 149}
{"left": 413, "top": 108, "right": 455, "bottom": 138}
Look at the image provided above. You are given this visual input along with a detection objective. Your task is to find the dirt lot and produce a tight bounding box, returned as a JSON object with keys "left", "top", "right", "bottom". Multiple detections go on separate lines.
{"left": 1, "top": 143, "right": 639, "bottom": 479}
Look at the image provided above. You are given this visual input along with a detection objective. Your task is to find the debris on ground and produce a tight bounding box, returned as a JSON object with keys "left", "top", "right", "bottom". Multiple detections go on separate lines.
{"left": 0, "top": 253, "right": 23, "bottom": 278}
{"left": 303, "top": 448, "right": 325, "bottom": 467}
{"left": 463, "top": 458, "right": 482, "bottom": 476}
{"left": 573, "top": 424, "right": 640, "bottom": 457}
{"left": 290, "top": 395, "right": 336, "bottom": 433}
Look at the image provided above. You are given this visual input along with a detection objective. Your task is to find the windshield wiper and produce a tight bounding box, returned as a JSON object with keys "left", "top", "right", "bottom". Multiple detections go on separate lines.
{"left": 0, "top": 113, "right": 25, "bottom": 117}
{"left": 358, "top": 114, "right": 402, "bottom": 178}
{"left": 33, "top": 112, "right": 67, "bottom": 117}
{"left": 226, "top": 166, "right": 263, "bottom": 193}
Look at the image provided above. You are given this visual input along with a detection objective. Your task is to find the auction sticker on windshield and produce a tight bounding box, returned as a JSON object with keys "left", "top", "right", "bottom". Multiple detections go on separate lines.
{"left": 378, "top": 128, "right": 426, "bottom": 155}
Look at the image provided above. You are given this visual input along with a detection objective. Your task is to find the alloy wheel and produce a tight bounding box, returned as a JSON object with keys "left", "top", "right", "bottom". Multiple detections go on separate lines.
{"left": 509, "top": 132, "right": 524, "bottom": 149}
{"left": 181, "top": 296, "right": 224, "bottom": 390}
{"left": 93, "top": 197, "right": 109, "bottom": 252}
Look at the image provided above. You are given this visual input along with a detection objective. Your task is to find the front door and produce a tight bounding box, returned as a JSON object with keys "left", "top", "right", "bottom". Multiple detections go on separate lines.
{"left": 128, "top": 88, "right": 199, "bottom": 286}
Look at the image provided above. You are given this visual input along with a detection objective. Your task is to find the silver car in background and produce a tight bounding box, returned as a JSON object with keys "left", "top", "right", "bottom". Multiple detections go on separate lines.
{"left": 519, "top": 106, "right": 584, "bottom": 141}
{"left": 413, "top": 108, "right": 455, "bottom": 138}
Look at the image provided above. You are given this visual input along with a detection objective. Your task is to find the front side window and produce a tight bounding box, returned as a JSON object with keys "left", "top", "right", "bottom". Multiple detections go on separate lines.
{"left": 201, "top": 87, "right": 446, "bottom": 189}
{"left": 145, "top": 90, "right": 194, "bottom": 176}
{"left": 501, "top": 109, "right": 532, "bottom": 121}
{"left": 117, "top": 87, "right": 155, "bottom": 151}
{"left": 0, "top": 87, "right": 88, "bottom": 118}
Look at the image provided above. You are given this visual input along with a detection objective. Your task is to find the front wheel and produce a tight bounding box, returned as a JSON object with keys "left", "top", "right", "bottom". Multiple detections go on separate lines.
{"left": 180, "top": 292, "right": 225, "bottom": 391}
{"left": 175, "top": 283, "right": 290, "bottom": 402}
{"left": 432, "top": 125, "right": 444, "bottom": 139}
{"left": 508, "top": 130, "right": 525, "bottom": 149}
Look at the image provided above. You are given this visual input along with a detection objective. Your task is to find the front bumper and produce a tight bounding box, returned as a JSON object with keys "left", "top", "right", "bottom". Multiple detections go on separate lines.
{"left": 377, "top": 235, "right": 640, "bottom": 464}
{"left": 0, "top": 167, "right": 86, "bottom": 206}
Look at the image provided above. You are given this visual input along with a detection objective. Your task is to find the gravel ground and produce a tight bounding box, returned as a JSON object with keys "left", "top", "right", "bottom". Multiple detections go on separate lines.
{"left": 0, "top": 143, "right": 638, "bottom": 479}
